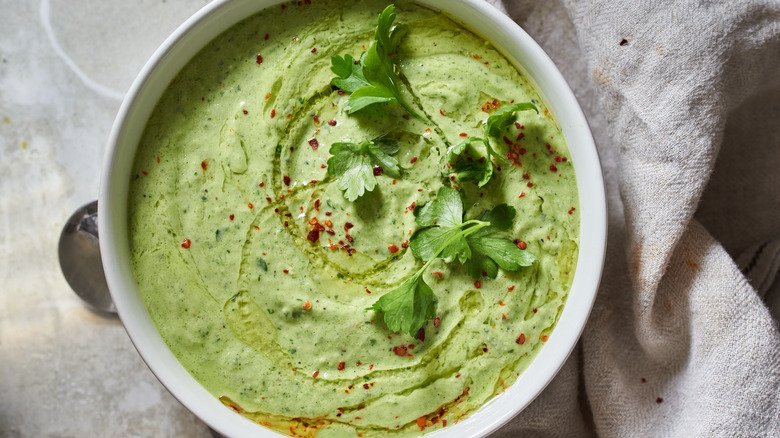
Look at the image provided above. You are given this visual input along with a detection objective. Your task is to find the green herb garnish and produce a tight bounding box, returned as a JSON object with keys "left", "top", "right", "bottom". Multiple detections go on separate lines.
{"left": 448, "top": 102, "right": 539, "bottom": 187}
{"left": 330, "top": 5, "right": 425, "bottom": 120}
{"left": 326, "top": 139, "right": 400, "bottom": 201}
{"left": 369, "top": 187, "right": 535, "bottom": 336}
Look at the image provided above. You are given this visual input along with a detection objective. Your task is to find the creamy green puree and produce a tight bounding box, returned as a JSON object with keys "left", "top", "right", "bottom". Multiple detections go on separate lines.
{"left": 128, "top": 0, "right": 579, "bottom": 436}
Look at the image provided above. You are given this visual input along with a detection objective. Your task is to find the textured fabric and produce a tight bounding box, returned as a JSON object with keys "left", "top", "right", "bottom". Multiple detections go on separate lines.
{"left": 484, "top": 0, "right": 780, "bottom": 436}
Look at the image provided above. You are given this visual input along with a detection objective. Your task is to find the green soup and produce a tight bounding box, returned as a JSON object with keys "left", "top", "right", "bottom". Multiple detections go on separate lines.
{"left": 128, "top": 1, "right": 579, "bottom": 436}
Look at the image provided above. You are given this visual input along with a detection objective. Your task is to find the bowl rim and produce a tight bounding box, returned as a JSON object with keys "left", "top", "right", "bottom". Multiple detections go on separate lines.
{"left": 99, "top": 1, "right": 607, "bottom": 437}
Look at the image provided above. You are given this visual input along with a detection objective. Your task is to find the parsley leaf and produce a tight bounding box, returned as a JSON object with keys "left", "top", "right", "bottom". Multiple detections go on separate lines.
{"left": 465, "top": 204, "right": 535, "bottom": 279}
{"left": 331, "top": 54, "right": 371, "bottom": 93}
{"left": 368, "top": 273, "right": 436, "bottom": 336}
{"left": 370, "top": 187, "right": 535, "bottom": 336}
{"left": 330, "top": 5, "right": 425, "bottom": 120}
{"left": 327, "top": 139, "right": 400, "bottom": 201}
{"left": 447, "top": 102, "right": 538, "bottom": 187}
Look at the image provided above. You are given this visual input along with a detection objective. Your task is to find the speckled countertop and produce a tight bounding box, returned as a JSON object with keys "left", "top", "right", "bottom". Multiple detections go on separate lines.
{"left": 0, "top": 1, "right": 213, "bottom": 436}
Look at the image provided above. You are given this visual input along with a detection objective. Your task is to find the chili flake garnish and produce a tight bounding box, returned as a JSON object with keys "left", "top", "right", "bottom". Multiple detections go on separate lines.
{"left": 344, "top": 222, "right": 354, "bottom": 231}
{"left": 256, "top": 54, "right": 263, "bottom": 64}
{"left": 248, "top": 203, "right": 254, "bottom": 209}
{"left": 516, "top": 334, "right": 526, "bottom": 344}
{"left": 201, "top": 160, "right": 208, "bottom": 171}
{"left": 270, "top": 109, "right": 276, "bottom": 118}
{"left": 308, "top": 138, "right": 319, "bottom": 150}
{"left": 388, "top": 244, "right": 399, "bottom": 254}
{"left": 474, "top": 280, "right": 481, "bottom": 289}
{"left": 181, "top": 239, "right": 191, "bottom": 249}
{"left": 337, "top": 361, "right": 346, "bottom": 371}
{"left": 410, "top": 156, "right": 418, "bottom": 164}
{"left": 312, "top": 370, "right": 319, "bottom": 378}
{"left": 392, "top": 345, "right": 407, "bottom": 356}
{"left": 433, "top": 316, "right": 441, "bottom": 328}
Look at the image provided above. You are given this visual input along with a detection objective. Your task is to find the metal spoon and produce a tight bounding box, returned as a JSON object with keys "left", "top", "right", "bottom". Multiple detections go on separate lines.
{"left": 58, "top": 200, "right": 116, "bottom": 314}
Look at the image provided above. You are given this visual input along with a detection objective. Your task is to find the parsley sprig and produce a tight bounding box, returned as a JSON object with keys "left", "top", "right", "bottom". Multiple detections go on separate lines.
{"left": 330, "top": 5, "right": 425, "bottom": 120}
{"left": 369, "top": 187, "right": 535, "bottom": 336}
{"left": 448, "top": 102, "right": 538, "bottom": 187}
{"left": 327, "top": 139, "right": 400, "bottom": 201}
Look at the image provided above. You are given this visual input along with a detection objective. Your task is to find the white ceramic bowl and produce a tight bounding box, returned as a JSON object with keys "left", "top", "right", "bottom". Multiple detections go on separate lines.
{"left": 99, "top": 1, "right": 606, "bottom": 436}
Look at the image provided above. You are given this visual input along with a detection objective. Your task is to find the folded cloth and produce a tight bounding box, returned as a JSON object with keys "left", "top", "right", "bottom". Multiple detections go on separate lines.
{"left": 484, "top": 0, "right": 780, "bottom": 436}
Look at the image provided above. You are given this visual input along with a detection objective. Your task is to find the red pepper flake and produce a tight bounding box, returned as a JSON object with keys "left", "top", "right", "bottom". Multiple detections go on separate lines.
{"left": 308, "top": 138, "right": 319, "bottom": 150}
{"left": 312, "top": 115, "right": 319, "bottom": 124}
{"left": 482, "top": 347, "right": 488, "bottom": 353}
{"left": 283, "top": 175, "right": 291, "bottom": 186}
{"left": 550, "top": 164, "right": 558, "bottom": 172}
{"left": 259, "top": 182, "right": 265, "bottom": 187}
{"left": 311, "top": 47, "right": 317, "bottom": 53}
{"left": 325, "top": 211, "right": 332, "bottom": 216}
{"left": 527, "top": 182, "right": 534, "bottom": 188}
{"left": 156, "top": 156, "right": 160, "bottom": 164}
{"left": 369, "top": 364, "right": 374, "bottom": 370}
{"left": 388, "top": 244, "right": 399, "bottom": 254}
{"left": 641, "top": 378, "right": 647, "bottom": 383}
{"left": 327, "top": 119, "right": 337, "bottom": 126}
{"left": 201, "top": 160, "right": 208, "bottom": 171}
{"left": 321, "top": 164, "right": 327, "bottom": 169}
{"left": 181, "top": 239, "right": 191, "bottom": 249}
{"left": 312, "top": 370, "right": 319, "bottom": 378}
{"left": 417, "top": 417, "right": 426, "bottom": 429}
{"left": 502, "top": 313, "right": 507, "bottom": 320}
{"left": 408, "top": 202, "right": 416, "bottom": 211}
{"left": 265, "top": 196, "right": 272, "bottom": 203}
{"left": 337, "top": 361, "right": 346, "bottom": 370}
{"left": 620, "top": 38, "right": 629, "bottom": 46}
{"left": 242, "top": 109, "right": 248, "bottom": 115}
{"left": 474, "top": 280, "right": 481, "bottom": 289}
{"left": 307, "top": 229, "right": 320, "bottom": 243}
{"left": 541, "top": 335, "right": 549, "bottom": 342}
{"left": 314, "top": 199, "right": 321, "bottom": 211}
{"left": 345, "top": 233, "right": 353, "bottom": 242}
{"left": 459, "top": 132, "right": 468, "bottom": 137}
{"left": 455, "top": 374, "right": 461, "bottom": 378}
{"left": 433, "top": 316, "right": 441, "bottom": 328}
{"left": 253, "top": 225, "right": 260, "bottom": 230}
{"left": 373, "top": 165, "right": 383, "bottom": 176}
{"left": 248, "top": 203, "right": 254, "bottom": 209}
{"left": 432, "top": 271, "right": 443, "bottom": 280}
{"left": 401, "top": 240, "right": 409, "bottom": 249}
{"left": 286, "top": 113, "right": 291, "bottom": 119}
{"left": 498, "top": 300, "right": 505, "bottom": 306}
{"left": 280, "top": 4, "right": 286, "bottom": 10}
{"left": 283, "top": 269, "right": 290, "bottom": 274}
{"left": 363, "top": 383, "right": 370, "bottom": 390}
{"left": 508, "top": 285, "right": 515, "bottom": 292}
{"left": 439, "top": 109, "right": 446, "bottom": 117}
{"left": 568, "top": 207, "right": 576, "bottom": 215}
{"left": 141, "top": 170, "right": 148, "bottom": 176}
{"left": 518, "top": 192, "right": 526, "bottom": 199}
{"left": 516, "top": 334, "right": 526, "bottom": 344}
{"left": 656, "top": 397, "right": 663, "bottom": 403}
{"left": 323, "top": 219, "right": 333, "bottom": 228}
{"left": 284, "top": 221, "right": 289, "bottom": 227}
{"left": 415, "top": 327, "right": 426, "bottom": 342}
{"left": 533, "top": 308, "right": 538, "bottom": 313}
{"left": 357, "top": 361, "right": 363, "bottom": 366}
{"left": 264, "top": 33, "right": 269, "bottom": 40}
{"left": 256, "top": 54, "right": 263, "bottom": 64}
{"left": 337, "top": 90, "right": 345, "bottom": 95}
{"left": 229, "top": 214, "right": 235, "bottom": 221}
{"left": 392, "top": 345, "right": 408, "bottom": 356}
{"left": 410, "top": 156, "right": 418, "bottom": 164}
{"left": 365, "top": 288, "right": 372, "bottom": 294}
{"left": 270, "top": 109, "right": 276, "bottom": 118}
{"left": 517, "top": 240, "right": 527, "bottom": 250}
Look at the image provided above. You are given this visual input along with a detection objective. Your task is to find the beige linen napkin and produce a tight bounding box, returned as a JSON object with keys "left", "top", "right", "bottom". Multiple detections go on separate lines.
{"left": 485, "top": 0, "right": 780, "bottom": 436}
